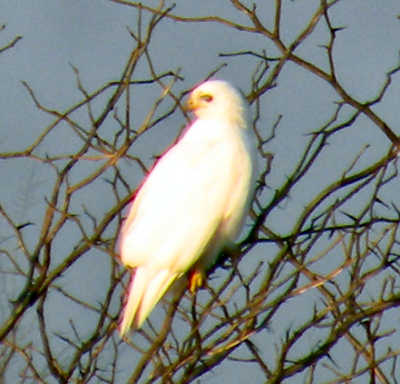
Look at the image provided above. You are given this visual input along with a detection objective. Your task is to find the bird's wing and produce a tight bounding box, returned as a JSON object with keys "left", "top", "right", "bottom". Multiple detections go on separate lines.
{"left": 120, "top": 120, "right": 240, "bottom": 272}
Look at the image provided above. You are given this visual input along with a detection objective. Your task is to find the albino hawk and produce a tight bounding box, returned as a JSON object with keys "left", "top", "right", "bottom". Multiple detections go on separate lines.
{"left": 119, "top": 80, "right": 256, "bottom": 335}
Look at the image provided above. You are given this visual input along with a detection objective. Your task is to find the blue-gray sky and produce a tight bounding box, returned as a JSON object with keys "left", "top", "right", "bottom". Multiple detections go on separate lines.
{"left": 1, "top": 1, "right": 400, "bottom": 383}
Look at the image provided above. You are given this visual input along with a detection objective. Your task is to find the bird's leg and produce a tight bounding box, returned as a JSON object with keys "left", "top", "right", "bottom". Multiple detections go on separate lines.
{"left": 188, "top": 269, "right": 204, "bottom": 293}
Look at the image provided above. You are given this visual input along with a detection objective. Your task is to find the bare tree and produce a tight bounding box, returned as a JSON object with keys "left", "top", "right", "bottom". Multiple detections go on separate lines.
{"left": 1, "top": 1, "right": 400, "bottom": 383}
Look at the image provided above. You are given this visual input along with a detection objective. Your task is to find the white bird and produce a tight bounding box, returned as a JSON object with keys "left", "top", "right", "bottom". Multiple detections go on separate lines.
{"left": 118, "top": 80, "right": 256, "bottom": 336}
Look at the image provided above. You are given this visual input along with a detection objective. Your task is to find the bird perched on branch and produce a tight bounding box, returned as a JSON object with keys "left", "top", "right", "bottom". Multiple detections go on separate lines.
{"left": 118, "top": 80, "right": 256, "bottom": 336}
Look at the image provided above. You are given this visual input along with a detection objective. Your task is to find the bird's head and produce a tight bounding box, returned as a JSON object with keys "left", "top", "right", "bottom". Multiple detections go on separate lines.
{"left": 186, "top": 80, "right": 248, "bottom": 129}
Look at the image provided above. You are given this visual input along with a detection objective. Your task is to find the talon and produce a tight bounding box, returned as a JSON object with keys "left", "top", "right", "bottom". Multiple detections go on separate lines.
{"left": 189, "top": 269, "right": 204, "bottom": 293}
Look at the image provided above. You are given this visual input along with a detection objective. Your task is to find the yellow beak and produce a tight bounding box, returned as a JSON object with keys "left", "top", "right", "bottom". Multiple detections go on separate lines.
{"left": 185, "top": 95, "right": 197, "bottom": 112}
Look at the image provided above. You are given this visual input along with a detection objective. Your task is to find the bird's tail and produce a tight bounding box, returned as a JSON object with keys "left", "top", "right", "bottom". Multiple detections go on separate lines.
{"left": 119, "top": 267, "right": 179, "bottom": 336}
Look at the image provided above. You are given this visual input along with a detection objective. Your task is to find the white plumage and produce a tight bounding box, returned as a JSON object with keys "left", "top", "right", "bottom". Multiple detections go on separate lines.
{"left": 118, "top": 80, "right": 256, "bottom": 335}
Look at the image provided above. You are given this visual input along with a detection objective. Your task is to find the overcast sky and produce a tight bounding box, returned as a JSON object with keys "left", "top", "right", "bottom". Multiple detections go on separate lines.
{"left": 1, "top": 1, "right": 400, "bottom": 383}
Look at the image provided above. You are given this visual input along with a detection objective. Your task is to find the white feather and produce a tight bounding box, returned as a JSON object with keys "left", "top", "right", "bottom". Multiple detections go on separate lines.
{"left": 119, "top": 268, "right": 179, "bottom": 334}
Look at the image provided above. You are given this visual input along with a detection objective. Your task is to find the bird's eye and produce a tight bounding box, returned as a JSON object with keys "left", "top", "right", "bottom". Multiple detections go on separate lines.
{"left": 200, "top": 94, "right": 213, "bottom": 103}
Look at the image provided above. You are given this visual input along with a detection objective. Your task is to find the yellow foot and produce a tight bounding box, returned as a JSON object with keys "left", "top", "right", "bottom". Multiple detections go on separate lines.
{"left": 188, "top": 269, "right": 204, "bottom": 293}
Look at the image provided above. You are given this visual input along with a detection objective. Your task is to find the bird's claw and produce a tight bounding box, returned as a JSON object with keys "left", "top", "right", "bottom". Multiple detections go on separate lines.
{"left": 188, "top": 269, "right": 204, "bottom": 293}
